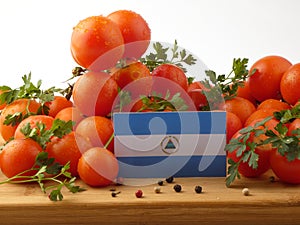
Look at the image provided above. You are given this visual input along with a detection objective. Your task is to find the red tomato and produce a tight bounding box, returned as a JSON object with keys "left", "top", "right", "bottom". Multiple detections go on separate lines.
{"left": 107, "top": 10, "right": 151, "bottom": 59}
{"left": 226, "top": 111, "right": 242, "bottom": 143}
{"left": 248, "top": 55, "right": 292, "bottom": 102}
{"left": 187, "top": 81, "right": 208, "bottom": 110}
{"left": 227, "top": 118, "right": 279, "bottom": 178}
{"left": 46, "top": 131, "right": 92, "bottom": 176}
{"left": 228, "top": 146, "right": 271, "bottom": 178}
{"left": 236, "top": 80, "right": 257, "bottom": 105}
{"left": 75, "top": 116, "right": 114, "bottom": 152}
{"left": 70, "top": 15, "right": 124, "bottom": 71}
{"left": 151, "top": 64, "right": 188, "bottom": 92}
{"left": 280, "top": 63, "right": 300, "bottom": 105}
{"left": 222, "top": 97, "right": 256, "bottom": 125}
{"left": 77, "top": 147, "right": 119, "bottom": 187}
{"left": 72, "top": 71, "right": 119, "bottom": 117}
{"left": 14, "top": 115, "right": 54, "bottom": 139}
{"left": 270, "top": 149, "right": 300, "bottom": 184}
{"left": 0, "top": 99, "right": 41, "bottom": 141}
{"left": 45, "top": 96, "right": 73, "bottom": 117}
{"left": 288, "top": 118, "right": 300, "bottom": 136}
{"left": 54, "top": 106, "right": 85, "bottom": 130}
{"left": 111, "top": 61, "right": 151, "bottom": 89}
{"left": 244, "top": 108, "right": 276, "bottom": 127}
{"left": 150, "top": 64, "right": 195, "bottom": 111}
{"left": 269, "top": 117, "right": 300, "bottom": 184}
{"left": 257, "top": 98, "right": 291, "bottom": 111}
{"left": 0, "top": 139, "right": 42, "bottom": 179}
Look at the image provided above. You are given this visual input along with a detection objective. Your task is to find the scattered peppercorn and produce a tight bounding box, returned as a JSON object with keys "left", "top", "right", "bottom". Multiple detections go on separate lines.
{"left": 111, "top": 191, "right": 121, "bottom": 197}
{"left": 135, "top": 189, "right": 143, "bottom": 198}
{"left": 173, "top": 184, "right": 182, "bottom": 192}
{"left": 242, "top": 188, "right": 250, "bottom": 196}
{"left": 166, "top": 176, "right": 174, "bottom": 183}
{"left": 195, "top": 185, "right": 202, "bottom": 194}
{"left": 154, "top": 186, "right": 161, "bottom": 193}
{"left": 269, "top": 176, "right": 275, "bottom": 183}
{"left": 109, "top": 188, "right": 116, "bottom": 192}
{"left": 157, "top": 180, "right": 164, "bottom": 186}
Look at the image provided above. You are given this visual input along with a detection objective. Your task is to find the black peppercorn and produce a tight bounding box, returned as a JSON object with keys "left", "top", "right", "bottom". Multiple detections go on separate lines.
{"left": 195, "top": 185, "right": 202, "bottom": 194}
{"left": 173, "top": 184, "right": 182, "bottom": 192}
{"left": 166, "top": 176, "right": 174, "bottom": 183}
{"left": 111, "top": 191, "right": 121, "bottom": 197}
{"left": 157, "top": 180, "right": 164, "bottom": 186}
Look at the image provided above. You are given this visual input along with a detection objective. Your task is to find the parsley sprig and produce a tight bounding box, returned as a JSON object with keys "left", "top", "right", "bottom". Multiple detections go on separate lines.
{"left": 263, "top": 104, "right": 300, "bottom": 161}
{"left": 0, "top": 118, "right": 84, "bottom": 201}
{"left": 0, "top": 152, "right": 85, "bottom": 201}
{"left": 136, "top": 91, "right": 188, "bottom": 112}
{"left": 225, "top": 103, "right": 300, "bottom": 187}
{"left": 225, "top": 117, "right": 272, "bottom": 187}
{"left": 139, "top": 40, "right": 197, "bottom": 72}
{"left": 200, "top": 58, "right": 254, "bottom": 110}
{"left": 0, "top": 73, "right": 62, "bottom": 124}
{"left": 20, "top": 118, "right": 74, "bottom": 149}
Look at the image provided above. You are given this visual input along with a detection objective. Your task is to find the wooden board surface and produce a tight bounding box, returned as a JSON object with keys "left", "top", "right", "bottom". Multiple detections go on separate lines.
{"left": 0, "top": 170, "right": 300, "bottom": 225}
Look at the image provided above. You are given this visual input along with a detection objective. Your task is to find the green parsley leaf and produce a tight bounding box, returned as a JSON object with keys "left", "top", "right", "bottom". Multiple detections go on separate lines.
{"left": 140, "top": 40, "right": 197, "bottom": 72}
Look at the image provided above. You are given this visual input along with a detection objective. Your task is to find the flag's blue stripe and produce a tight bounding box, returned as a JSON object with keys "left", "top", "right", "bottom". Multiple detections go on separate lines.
{"left": 117, "top": 155, "right": 226, "bottom": 177}
{"left": 113, "top": 111, "right": 226, "bottom": 135}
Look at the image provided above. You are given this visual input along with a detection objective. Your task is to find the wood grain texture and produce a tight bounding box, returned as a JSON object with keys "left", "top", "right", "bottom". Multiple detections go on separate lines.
{"left": 0, "top": 171, "right": 300, "bottom": 225}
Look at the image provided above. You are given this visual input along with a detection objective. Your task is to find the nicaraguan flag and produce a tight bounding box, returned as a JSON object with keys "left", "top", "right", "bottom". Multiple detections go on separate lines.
{"left": 113, "top": 111, "right": 226, "bottom": 178}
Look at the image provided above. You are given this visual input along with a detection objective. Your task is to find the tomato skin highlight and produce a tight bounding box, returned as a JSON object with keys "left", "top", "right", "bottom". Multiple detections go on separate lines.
{"left": 0, "top": 139, "right": 42, "bottom": 179}
{"left": 270, "top": 149, "right": 300, "bottom": 184}
{"left": 70, "top": 15, "right": 124, "bottom": 71}
{"left": 77, "top": 147, "right": 119, "bottom": 187}
{"left": 107, "top": 10, "right": 151, "bottom": 59}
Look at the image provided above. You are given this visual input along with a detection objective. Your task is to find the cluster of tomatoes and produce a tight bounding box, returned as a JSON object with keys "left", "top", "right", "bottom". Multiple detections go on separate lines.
{"left": 224, "top": 55, "right": 300, "bottom": 184}
{"left": 0, "top": 9, "right": 199, "bottom": 188}
{"left": 0, "top": 8, "right": 299, "bottom": 192}
{"left": 0, "top": 9, "right": 153, "bottom": 188}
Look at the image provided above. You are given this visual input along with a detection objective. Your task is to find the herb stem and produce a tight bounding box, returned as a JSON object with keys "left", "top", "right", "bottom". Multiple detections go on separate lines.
{"left": 104, "top": 132, "right": 114, "bottom": 149}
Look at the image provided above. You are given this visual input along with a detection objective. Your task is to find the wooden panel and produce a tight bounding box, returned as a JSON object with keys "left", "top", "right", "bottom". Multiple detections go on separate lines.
{"left": 0, "top": 171, "right": 300, "bottom": 224}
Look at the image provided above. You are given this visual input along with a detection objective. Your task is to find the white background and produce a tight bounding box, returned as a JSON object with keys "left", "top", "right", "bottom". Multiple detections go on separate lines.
{"left": 0, "top": 0, "right": 300, "bottom": 89}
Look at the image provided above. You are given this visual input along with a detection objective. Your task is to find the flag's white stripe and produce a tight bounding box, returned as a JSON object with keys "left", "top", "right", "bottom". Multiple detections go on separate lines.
{"left": 115, "top": 134, "right": 226, "bottom": 157}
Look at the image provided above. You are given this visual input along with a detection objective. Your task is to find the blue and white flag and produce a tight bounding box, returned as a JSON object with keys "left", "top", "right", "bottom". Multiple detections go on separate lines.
{"left": 113, "top": 111, "right": 226, "bottom": 178}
